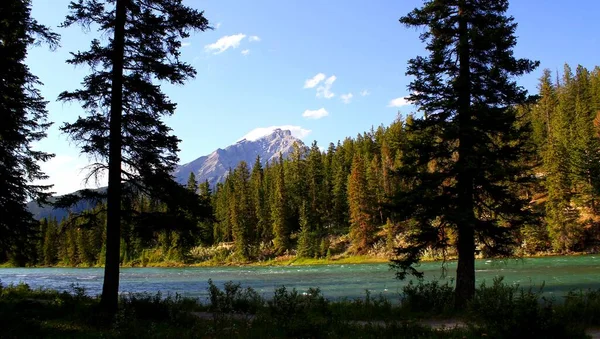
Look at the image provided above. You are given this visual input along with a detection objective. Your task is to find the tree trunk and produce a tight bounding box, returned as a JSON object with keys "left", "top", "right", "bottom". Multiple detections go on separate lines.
{"left": 100, "top": 0, "right": 127, "bottom": 314}
{"left": 455, "top": 1, "right": 476, "bottom": 309}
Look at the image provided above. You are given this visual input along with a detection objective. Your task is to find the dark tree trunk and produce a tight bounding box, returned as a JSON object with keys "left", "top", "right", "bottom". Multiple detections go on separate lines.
{"left": 100, "top": 0, "right": 127, "bottom": 314}
{"left": 455, "top": 1, "right": 476, "bottom": 310}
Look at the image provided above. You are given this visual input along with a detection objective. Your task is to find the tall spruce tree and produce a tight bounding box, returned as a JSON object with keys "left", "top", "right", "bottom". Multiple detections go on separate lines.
{"left": 0, "top": 0, "right": 59, "bottom": 264}
{"left": 347, "top": 153, "right": 375, "bottom": 254}
{"left": 391, "top": 0, "right": 538, "bottom": 307}
{"left": 58, "top": 0, "right": 210, "bottom": 312}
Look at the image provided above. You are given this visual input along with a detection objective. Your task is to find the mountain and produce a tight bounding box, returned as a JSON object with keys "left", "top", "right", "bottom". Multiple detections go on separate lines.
{"left": 173, "top": 128, "right": 303, "bottom": 187}
{"left": 28, "top": 129, "right": 304, "bottom": 220}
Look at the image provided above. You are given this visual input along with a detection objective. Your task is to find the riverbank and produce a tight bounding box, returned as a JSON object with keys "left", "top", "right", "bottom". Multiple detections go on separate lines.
{"left": 4, "top": 250, "right": 598, "bottom": 269}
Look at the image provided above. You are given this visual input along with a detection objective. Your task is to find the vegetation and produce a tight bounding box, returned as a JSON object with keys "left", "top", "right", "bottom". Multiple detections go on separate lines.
{"left": 0, "top": 278, "right": 596, "bottom": 338}
{"left": 3, "top": 0, "right": 600, "bottom": 334}
{"left": 55, "top": 0, "right": 211, "bottom": 313}
{"left": 0, "top": 0, "right": 58, "bottom": 266}
{"left": 389, "top": 0, "right": 539, "bottom": 306}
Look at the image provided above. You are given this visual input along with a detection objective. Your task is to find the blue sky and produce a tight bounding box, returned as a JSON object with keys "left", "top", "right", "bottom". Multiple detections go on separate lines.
{"left": 28, "top": 0, "right": 600, "bottom": 194}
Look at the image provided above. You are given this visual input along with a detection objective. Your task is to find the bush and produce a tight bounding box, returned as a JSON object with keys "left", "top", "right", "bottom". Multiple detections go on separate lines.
{"left": 331, "top": 290, "right": 394, "bottom": 321}
{"left": 207, "top": 279, "right": 264, "bottom": 314}
{"left": 559, "top": 288, "right": 600, "bottom": 328}
{"left": 400, "top": 279, "right": 455, "bottom": 315}
{"left": 468, "top": 277, "right": 586, "bottom": 339}
{"left": 265, "top": 286, "right": 333, "bottom": 337}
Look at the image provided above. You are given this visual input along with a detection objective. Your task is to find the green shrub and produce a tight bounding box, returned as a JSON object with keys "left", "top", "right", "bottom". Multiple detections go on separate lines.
{"left": 559, "top": 288, "right": 600, "bottom": 327}
{"left": 468, "top": 277, "right": 586, "bottom": 339}
{"left": 331, "top": 289, "right": 394, "bottom": 321}
{"left": 207, "top": 279, "right": 264, "bottom": 314}
{"left": 400, "top": 279, "right": 455, "bottom": 315}
{"left": 265, "top": 286, "right": 333, "bottom": 338}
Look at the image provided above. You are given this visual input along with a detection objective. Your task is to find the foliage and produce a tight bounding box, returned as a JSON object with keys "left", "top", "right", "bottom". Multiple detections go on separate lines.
{"left": 207, "top": 279, "right": 263, "bottom": 314}
{"left": 400, "top": 280, "right": 455, "bottom": 315}
{"left": 467, "top": 277, "right": 586, "bottom": 338}
{"left": 0, "top": 0, "right": 58, "bottom": 265}
{"left": 389, "top": 0, "right": 539, "bottom": 306}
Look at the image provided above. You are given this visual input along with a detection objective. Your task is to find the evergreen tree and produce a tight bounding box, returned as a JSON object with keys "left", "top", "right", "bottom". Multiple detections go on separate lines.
{"left": 58, "top": 0, "right": 210, "bottom": 312}
{"left": 296, "top": 201, "right": 315, "bottom": 257}
{"left": 391, "top": 0, "right": 538, "bottom": 307}
{"left": 198, "top": 180, "right": 214, "bottom": 245}
{"left": 347, "top": 154, "right": 375, "bottom": 254}
{"left": 187, "top": 172, "right": 198, "bottom": 193}
{"left": 230, "top": 161, "right": 253, "bottom": 259}
{"left": 250, "top": 156, "right": 269, "bottom": 243}
{"left": 0, "top": 0, "right": 59, "bottom": 264}
{"left": 42, "top": 218, "right": 59, "bottom": 266}
{"left": 306, "top": 141, "right": 325, "bottom": 233}
{"left": 272, "top": 156, "right": 289, "bottom": 254}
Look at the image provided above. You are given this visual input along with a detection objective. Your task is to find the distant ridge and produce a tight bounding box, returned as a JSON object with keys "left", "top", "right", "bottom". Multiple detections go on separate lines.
{"left": 28, "top": 129, "right": 305, "bottom": 220}
{"left": 173, "top": 128, "right": 304, "bottom": 187}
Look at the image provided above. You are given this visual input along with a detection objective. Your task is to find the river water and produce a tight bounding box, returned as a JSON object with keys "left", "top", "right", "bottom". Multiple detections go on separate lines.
{"left": 1, "top": 255, "right": 599, "bottom": 302}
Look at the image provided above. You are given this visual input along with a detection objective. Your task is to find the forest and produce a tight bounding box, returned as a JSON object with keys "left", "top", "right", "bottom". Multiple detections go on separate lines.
{"left": 5, "top": 0, "right": 600, "bottom": 324}
{"left": 7, "top": 64, "right": 600, "bottom": 268}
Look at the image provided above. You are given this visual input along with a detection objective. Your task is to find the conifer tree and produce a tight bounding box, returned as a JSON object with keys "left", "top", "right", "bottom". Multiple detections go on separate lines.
{"left": 58, "top": 0, "right": 210, "bottom": 312}
{"left": 231, "top": 161, "right": 253, "bottom": 259}
{"left": 391, "top": 0, "right": 538, "bottom": 306}
{"left": 272, "top": 156, "right": 289, "bottom": 254}
{"left": 187, "top": 172, "right": 198, "bottom": 193}
{"left": 306, "top": 141, "right": 325, "bottom": 233}
{"left": 198, "top": 180, "right": 214, "bottom": 244}
{"left": 296, "top": 201, "right": 314, "bottom": 257}
{"left": 0, "top": 0, "right": 59, "bottom": 264}
{"left": 250, "top": 157, "right": 269, "bottom": 243}
{"left": 347, "top": 154, "right": 376, "bottom": 254}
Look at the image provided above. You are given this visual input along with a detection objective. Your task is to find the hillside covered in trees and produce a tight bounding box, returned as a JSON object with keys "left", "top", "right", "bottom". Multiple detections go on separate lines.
{"left": 7, "top": 64, "right": 600, "bottom": 268}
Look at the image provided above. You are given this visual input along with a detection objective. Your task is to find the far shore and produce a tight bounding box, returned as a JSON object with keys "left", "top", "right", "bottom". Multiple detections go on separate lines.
{"left": 1, "top": 251, "right": 597, "bottom": 269}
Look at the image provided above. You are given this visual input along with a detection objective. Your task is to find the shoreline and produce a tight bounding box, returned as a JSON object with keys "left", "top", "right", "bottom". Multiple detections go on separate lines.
{"left": 1, "top": 251, "right": 597, "bottom": 269}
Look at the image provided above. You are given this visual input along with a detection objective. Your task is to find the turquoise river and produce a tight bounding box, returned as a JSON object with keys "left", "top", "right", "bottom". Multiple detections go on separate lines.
{"left": 1, "top": 255, "right": 600, "bottom": 302}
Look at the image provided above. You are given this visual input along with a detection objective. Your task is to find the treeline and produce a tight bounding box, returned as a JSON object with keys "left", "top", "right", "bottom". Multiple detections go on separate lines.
{"left": 18, "top": 66, "right": 600, "bottom": 265}
{"left": 525, "top": 65, "right": 600, "bottom": 252}
{"left": 14, "top": 64, "right": 600, "bottom": 267}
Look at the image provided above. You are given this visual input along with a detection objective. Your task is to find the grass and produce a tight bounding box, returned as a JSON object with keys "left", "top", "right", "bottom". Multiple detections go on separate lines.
{"left": 1, "top": 277, "right": 599, "bottom": 338}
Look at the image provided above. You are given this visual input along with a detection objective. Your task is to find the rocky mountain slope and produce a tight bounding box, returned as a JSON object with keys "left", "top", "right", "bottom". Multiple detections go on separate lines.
{"left": 173, "top": 128, "right": 303, "bottom": 187}
{"left": 28, "top": 129, "right": 304, "bottom": 220}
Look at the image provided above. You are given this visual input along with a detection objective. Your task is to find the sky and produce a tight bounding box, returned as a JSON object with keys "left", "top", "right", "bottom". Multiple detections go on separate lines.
{"left": 27, "top": 0, "right": 600, "bottom": 195}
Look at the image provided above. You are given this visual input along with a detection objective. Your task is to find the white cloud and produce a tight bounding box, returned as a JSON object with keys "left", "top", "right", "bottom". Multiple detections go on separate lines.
{"left": 249, "top": 35, "right": 261, "bottom": 42}
{"left": 239, "top": 125, "right": 312, "bottom": 141}
{"left": 302, "top": 108, "right": 329, "bottom": 119}
{"left": 360, "top": 89, "right": 370, "bottom": 96}
{"left": 316, "top": 75, "right": 336, "bottom": 99}
{"left": 241, "top": 49, "right": 250, "bottom": 55}
{"left": 204, "top": 33, "right": 246, "bottom": 54}
{"left": 181, "top": 41, "right": 191, "bottom": 47}
{"left": 304, "top": 73, "right": 326, "bottom": 89}
{"left": 387, "top": 96, "right": 411, "bottom": 107}
{"left": 340, "top": 93, "right": 353, "bottom": 104}
{"left": 214, "top": 22, "right": 222, "bottom": 29}
{"left": 35, "top": 155, "right": 107, "bottom": 196}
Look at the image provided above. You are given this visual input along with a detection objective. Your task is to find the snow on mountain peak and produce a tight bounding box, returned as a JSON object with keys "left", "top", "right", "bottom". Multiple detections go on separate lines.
{"left": 174, "top": 129, "right": 304, "bottom": 187}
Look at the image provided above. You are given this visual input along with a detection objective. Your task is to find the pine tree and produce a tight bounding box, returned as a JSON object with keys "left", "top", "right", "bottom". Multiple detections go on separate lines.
{"left": 0, "top": 0, "right": 59, "bottom": 264}
{"left": 306, "top": 141, "right": 325, "bottom": 233}
{"left": 198, "top": 180, "right": 214, "bottom": 245}
{"left": 42, "top": 218, "right": 59, "bottom": 266}
{"left": 347, "top": 154, "right": 376, "bottom": 254}
{"left": 391, "top": 0, "right": 538, "bottom": 307}
{"left": 250, "top": 156, "right": 269, "bottom": 243}
{"left": 231, "top": 161, "right": 253, "bottom": 259}
{"left": 296, "top": 201, "right": 314, "bottom": 257}
{"left": 58, "top": 0, "right": 210, "bottom": 312}
{"left": 187, "top": 172, "right": 198, "bottom": 193}
{"left": 272, "top": 156, "right": 289, "bottom": 254}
